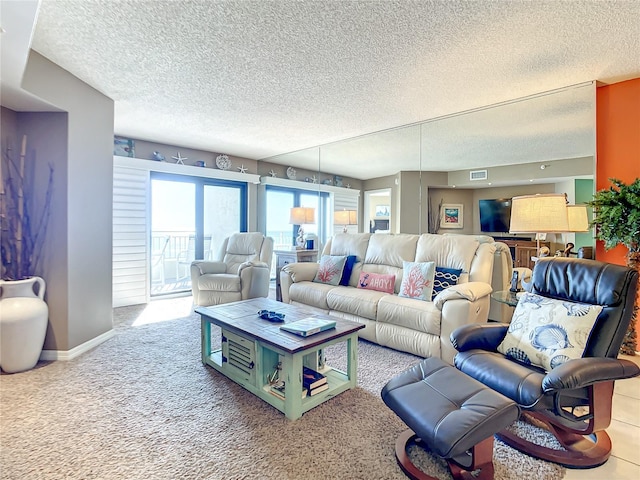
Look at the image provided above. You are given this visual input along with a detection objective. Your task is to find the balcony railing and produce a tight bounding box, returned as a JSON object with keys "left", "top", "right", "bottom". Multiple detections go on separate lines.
{"left": 150, "top": 231, "right": 200, "bottom": 296}
{"left": 151, "top": 230, "right": 299, "bottom": 295}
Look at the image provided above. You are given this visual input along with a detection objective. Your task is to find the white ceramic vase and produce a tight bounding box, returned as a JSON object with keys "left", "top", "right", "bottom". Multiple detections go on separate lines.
{"left": 0, "top": 276, "right": 49, "bottom": 373}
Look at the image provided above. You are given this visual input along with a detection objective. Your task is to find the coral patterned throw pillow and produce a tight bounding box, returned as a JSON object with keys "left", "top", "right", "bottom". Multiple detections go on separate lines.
{"left": 399, "top": 261, "right": 436, "bottom": 301}
{"left": 313, "top": 255, "right": 347, "bottom": 286}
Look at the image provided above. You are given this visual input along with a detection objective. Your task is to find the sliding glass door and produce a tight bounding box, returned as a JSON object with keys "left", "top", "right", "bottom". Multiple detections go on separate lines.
{"left": 151, "top": 173, "right": 246, "bottom": 296}
{"left": 265, "top": 185, "right": 329, "bottom": 278}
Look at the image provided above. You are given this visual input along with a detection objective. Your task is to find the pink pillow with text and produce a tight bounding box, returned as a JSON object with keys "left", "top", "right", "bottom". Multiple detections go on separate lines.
{"left": 357, "top": 272, "right": 395, "bottom": 294}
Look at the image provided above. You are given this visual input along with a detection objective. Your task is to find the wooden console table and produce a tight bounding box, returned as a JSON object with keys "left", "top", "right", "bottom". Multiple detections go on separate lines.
{"left": 275, "top": 249, "right": 318, "bottom": 301}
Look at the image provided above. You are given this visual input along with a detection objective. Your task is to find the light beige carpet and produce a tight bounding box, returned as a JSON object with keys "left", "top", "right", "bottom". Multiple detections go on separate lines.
{"left": 0, "top": 299, "right": 565, "bottom": 480}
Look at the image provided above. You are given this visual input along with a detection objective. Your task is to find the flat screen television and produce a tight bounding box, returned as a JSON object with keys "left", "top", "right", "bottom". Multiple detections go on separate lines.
{"left": 479, "top": 198, "right": 512, "bottom": 233}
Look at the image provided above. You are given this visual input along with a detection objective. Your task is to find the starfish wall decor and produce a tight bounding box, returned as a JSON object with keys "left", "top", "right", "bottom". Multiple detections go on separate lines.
{"left": 172, "top": 152, "right": 187, "bottom": 164}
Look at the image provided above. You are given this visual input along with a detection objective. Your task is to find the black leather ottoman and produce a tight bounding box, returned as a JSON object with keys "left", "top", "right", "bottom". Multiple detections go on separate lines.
{"left": 382, "top": 357, "right": 520, "bottom": 480}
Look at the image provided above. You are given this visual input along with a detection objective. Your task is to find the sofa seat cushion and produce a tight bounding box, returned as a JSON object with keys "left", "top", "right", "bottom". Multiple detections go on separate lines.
{"left": 326, "top": 286, "right": 387, "bottom": 321}
{"left": 377, "top": 295, "right": 441, "bottom": 336}
{"left": 198, "top": 274, "right": 241, "bottom": 292}
{"left": 288, "top": 281, "right": 335, "bottom": 310}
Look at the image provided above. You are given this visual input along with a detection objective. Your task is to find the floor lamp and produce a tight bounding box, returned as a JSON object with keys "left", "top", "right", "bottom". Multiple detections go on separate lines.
{"left": 509, "top": 193, "right": 570, "bottom": 260}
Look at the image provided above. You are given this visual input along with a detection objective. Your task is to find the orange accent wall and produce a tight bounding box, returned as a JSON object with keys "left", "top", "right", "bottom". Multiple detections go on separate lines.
{"left": 596, "top": 78, "right": 640, "bottom": 341}
{"left": 595, "top": 78, "right": 640, "bottom": 265}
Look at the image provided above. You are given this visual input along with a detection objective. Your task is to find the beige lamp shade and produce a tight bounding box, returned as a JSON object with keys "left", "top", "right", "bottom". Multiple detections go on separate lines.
{"left": 509, "top": 194, "right": 569, "bottom": 233}
{"left": 567, "top": 205, "right": 589, "bottom": 232}
{"left": 289, "top": 207, "right": 316, "bottom": 225}
{"left": 334, "top": 210, "right": 358, "bottom": 226}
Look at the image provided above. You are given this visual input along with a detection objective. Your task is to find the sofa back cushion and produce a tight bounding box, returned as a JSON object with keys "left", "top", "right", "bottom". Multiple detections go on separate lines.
{"left": 414, "top": 234, "right": 479, "bottom": 284}
{"left": 443, "top": 233, "right": 501, "bottom": 286}
{"left": 362, "top": 234, "right": 419, "bottom": 293}
{"left": 326, "top": 233, "right": 372, "bottom": 286}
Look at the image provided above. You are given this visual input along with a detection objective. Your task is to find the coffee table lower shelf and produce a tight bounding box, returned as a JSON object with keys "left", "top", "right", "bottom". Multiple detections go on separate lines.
{"left": 202, "top": 324, "right": 360, "bottom": 420}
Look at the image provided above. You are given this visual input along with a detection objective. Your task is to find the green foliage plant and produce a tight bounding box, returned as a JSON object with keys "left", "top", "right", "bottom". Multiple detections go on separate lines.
{"left": 588, "top": 178, "right": 640, "bottom": 253}
{"left": 588, "top": 177, "right": 640, "bottom": 355}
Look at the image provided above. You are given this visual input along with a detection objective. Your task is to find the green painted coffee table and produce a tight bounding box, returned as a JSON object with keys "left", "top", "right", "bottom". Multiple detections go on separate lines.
{"left": 196, "top": 298, "right": 365, "bottom": 420}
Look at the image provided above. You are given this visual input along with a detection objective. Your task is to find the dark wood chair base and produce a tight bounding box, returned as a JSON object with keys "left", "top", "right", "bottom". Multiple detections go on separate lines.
{"left": 496, "top": 412, "right": 612, "bottom": 469}
{"left": 394, "top": 429, "right": 496, "bottom": 480}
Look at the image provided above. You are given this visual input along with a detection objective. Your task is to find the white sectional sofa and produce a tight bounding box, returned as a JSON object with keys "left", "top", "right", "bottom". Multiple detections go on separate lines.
{"left": 280, "top": 233, "right": 500, "bottom": 364}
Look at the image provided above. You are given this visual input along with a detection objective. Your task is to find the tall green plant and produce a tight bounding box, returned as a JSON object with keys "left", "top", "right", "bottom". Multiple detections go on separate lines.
{"left": 588, "top": 177, "right": 640, "bottom": 355}
{"left": 0, "top": 135, "right": 54, "bottom": 281}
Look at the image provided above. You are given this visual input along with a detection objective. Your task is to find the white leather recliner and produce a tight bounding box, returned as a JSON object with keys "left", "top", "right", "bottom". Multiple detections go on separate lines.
{"left": 190, "top": 232, "right": 274, "bottom": 307}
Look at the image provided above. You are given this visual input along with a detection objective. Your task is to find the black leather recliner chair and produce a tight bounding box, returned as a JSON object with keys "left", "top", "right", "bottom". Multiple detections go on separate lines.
{"left": 451, "top": 257, "right": 640, "bottom": 468}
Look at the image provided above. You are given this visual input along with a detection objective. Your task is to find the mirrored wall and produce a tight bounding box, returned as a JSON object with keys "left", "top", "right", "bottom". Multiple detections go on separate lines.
{"left": 260, "top": 81, "right": 596, "bottom": 248}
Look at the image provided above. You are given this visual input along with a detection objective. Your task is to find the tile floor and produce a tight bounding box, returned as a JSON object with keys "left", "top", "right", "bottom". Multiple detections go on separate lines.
{"left": 563, "top": 353, "right": 640, "bottom": 480}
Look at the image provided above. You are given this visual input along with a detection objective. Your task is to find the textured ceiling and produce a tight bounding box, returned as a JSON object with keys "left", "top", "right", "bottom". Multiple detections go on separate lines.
{"left": 10, "top": 1, "right": 640, "bottom": 179}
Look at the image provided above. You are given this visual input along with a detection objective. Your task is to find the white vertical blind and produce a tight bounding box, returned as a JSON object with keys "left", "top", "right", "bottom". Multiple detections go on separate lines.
{"left": 112, "top": 166, "right": 149, "bottom": 307}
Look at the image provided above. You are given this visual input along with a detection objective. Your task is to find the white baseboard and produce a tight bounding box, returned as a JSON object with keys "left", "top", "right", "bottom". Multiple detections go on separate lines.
{"left": 40, "top": 328, "right": 115, "bottom": 361}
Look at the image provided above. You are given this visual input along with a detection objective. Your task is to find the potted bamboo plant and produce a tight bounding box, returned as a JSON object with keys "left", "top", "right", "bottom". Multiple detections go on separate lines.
{"left": 0, "top": 135, "right": 54, "bottom": 373}
{"left": 588, "top": 177, "right": 640, "bottom": 355}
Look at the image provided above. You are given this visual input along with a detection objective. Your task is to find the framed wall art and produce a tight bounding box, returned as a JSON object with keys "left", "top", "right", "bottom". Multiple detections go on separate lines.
{"left": 375, "top": 205, "right": 390, "bottom": 217}
{"left": 440, "top": 204, "right": 463, "bottom": 229}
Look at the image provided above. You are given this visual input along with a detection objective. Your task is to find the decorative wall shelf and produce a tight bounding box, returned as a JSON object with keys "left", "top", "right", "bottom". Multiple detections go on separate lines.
{"left": 114, "top": 156, "right": 262, "bottom": 184}
{"left": 261, "top": 176, "right": 360, "bottom": 197}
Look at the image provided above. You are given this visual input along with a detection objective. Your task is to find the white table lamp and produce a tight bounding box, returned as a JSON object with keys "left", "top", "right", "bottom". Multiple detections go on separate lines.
{"left": 289, "top": 207, "right": 315, "bottom": 249}
{"left": 510, "top": 194, "right": 570, "bottom": 258}
{"left": 334, "top": 210, "right": 358, "bottom": 233}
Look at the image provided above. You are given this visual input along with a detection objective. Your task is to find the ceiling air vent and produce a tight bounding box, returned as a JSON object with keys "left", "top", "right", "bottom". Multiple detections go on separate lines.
{"left": 470, "top": 170, "right": 488, "bottom": 181}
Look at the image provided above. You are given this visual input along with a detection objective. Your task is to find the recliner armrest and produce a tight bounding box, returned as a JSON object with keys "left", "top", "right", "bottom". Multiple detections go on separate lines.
{"left": 542, "top": 357, "right": 640, "bottom": 392}
{"left": 450, "top": 323, "right": 509, "bottom": 352}
{"left": 282, "top": 262, "right": 319, "bottom": 283}
{"left": 433, "top": 281, "right": 493, "bottom": 310}
{"left": 238, "top": 261, "right": 268, "bottom": 274}
{"left": 191, "top": 260, "right": 227, "bottom": 275}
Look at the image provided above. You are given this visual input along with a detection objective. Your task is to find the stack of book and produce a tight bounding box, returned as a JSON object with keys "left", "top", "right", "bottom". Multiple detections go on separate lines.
{"left": 269, "top": 380, "right": 307, "bottom": 400}
{"left": 303, "top": 366, "right": 328, "bottom": 396}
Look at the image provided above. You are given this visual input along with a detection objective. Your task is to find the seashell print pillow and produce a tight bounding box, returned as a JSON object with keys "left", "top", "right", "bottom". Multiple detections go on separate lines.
{"left": 497, "top": 292, "right": 603, "bottom": 372}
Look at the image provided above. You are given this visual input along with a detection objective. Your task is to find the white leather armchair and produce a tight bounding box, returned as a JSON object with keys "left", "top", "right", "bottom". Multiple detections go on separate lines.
{"left": 190, "top": 232, "right": 274, "bottom": 307}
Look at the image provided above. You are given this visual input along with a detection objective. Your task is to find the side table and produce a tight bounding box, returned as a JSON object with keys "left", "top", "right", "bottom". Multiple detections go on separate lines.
{"left": 491, "top": 290, "right": 522, "bottom": 308}
{"left": 275, "top": 249, "right": 318, "bottom": 301}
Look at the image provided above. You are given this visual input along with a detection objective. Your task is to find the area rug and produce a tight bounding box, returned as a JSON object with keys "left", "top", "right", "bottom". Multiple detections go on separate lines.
{"left": 0, "top": 298, "right": 565, "bottom": 480}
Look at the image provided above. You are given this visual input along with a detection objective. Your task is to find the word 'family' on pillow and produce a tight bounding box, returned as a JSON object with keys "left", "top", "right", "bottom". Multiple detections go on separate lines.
{"left": 339, "top": 255, "right": 357, "bottom": 286}
{"left": 497, "top": 292, "right": 603, "bottom": 372}
{"left": 313, "top": 255, "right": 347, "bottom": 286}
{"left": 431, "top": 266, "right": 463, "bottom": 300}
{"left": 399, "top": 261, "right": 436, "bottom": 301}
{"left": 358, "top": 272, "right": 395, "bottom": 294}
